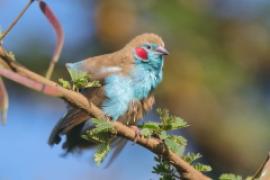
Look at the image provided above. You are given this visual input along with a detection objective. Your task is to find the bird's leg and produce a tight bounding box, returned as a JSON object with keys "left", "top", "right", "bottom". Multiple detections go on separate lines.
{"left": 126, "top": 100, "right": 137, "bottom": 125}
{"left": 132, "top": 100, "right": 137, "bottom": 123}
{"left": 105, "top": 115, "right": 112, "bottom": 122}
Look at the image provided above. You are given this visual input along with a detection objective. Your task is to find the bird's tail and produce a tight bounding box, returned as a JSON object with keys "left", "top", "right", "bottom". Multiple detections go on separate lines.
{"left": 48, "top": 108, "right": 90, "bottom": 149}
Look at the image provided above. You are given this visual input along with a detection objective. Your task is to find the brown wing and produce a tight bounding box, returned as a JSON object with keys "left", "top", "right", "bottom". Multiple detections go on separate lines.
{"left": 48, "top": 91, "right": 155, "bottom": 152}
{"left": 48, "top": 86, "right": 105, "bottom": 146}
{"left": 67, "top": 51, "right": 134, "bottom": 81}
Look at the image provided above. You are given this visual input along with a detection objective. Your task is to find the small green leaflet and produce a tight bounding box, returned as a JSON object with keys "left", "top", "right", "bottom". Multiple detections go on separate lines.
{"left": 164, "top": 135, "right": 186, "bottom": 155}
{"left": 193, "top": 163, "right": 212, "bottom": 172}
{"left": 67, "top": 68, "right": 88, "bottom": 82}
{"left": 65, "top": 68, "right": 101, "bottom": 91}
{"left": 140, "top": 121, "right": 160, "bottom": 137}
{"left": 82, "top": 118, "right": 116, "bottom": 144}
{"left": 157, "top": 108, "right": 188, "bottom": 131}
{"left": 219, "top": 174, "right": 253, "bottom": 180}
{"left": 159, "top": 131, "right": 169, "bottom": 140}
{"left": 58, "top": 78, "right": 71, "bottom": 89}
{"left": 183, "top": 152, "right": 202, "bottom": 163}
{"left": 91, "top": 118, "right": 116, "bottom": 134}
{"left": 219, "top": 174, "right": 243, "bottom": 180}
{"left": 82, "top": 119, "right": 115, "bottom": 166}
{"left": 94, "top": 143, "right": 111, "bottom": 166}
{"left": 140, "top": 128, "right": 153, "bottom": 137}
{"left": 152, "top": 156, "right": 179, "bottom": 180}
{"left": 183, "top": 152, "right": 212, "bottom": 172}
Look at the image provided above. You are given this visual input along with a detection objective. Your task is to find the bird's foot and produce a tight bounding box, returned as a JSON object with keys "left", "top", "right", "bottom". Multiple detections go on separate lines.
{"left": 130, "top": 125, "right": 141, "bottom": 143}
{"left": 105, "top": 115, "right": 112, "bottom": 122}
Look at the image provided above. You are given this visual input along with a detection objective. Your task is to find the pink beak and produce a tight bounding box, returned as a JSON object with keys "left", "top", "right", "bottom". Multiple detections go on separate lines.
{"left": 156, "top": 46, "right": 169, "bottom": 55}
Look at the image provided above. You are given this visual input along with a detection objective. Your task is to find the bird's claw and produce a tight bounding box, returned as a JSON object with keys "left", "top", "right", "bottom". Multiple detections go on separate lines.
{"left": 105, "top": 115, "right": 112, "bottom": 122}
{"left": 130, "top": 125, "right": 141, "bottom": 143}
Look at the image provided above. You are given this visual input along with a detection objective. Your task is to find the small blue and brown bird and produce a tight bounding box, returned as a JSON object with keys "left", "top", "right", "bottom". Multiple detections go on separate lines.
{"left": 48, "top": 33, "right": 168, "bottom": 153}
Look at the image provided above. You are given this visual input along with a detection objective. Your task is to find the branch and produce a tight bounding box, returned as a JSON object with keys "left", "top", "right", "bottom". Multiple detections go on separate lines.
{"left": 0, "top": 46, "right": 210, "bottom": 180}
{"left": 253, "top": 153, "right": 270, "bottom": 180}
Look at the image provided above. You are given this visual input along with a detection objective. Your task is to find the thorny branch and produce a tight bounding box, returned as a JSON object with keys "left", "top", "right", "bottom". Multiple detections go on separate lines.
{"left": 0, "top": 46, "right": 210, "bottom": 180}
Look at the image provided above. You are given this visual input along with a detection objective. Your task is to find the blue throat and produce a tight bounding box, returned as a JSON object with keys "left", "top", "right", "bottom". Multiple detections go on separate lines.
{"left": 102, "top": 54, "right": 164, "bottom": 120}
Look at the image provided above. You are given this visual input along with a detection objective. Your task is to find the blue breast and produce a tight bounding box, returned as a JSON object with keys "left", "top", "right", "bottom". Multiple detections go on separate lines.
{"left": 131, "top": 63, "right": 163, "bottom": 100}
{"left": 102, "top": 75, "right": 133, "bottom": 120}
{"left": 102, "top": 61, "right": 163, "bottom": 121}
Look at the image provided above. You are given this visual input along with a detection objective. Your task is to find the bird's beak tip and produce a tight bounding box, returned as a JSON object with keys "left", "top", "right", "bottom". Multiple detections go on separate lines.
{"left": 156, "top": 46, "right": 169, "bottom": 56}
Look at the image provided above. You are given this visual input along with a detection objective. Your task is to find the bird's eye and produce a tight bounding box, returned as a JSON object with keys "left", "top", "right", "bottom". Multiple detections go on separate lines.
{"left": 145, "top": 44, "right": 151, "bottom": 50}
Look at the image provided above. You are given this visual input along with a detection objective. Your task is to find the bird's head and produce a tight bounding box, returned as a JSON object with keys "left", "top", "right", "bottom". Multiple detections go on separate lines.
{"left": 125, "top": 33, "right": 168, "bottom": 68}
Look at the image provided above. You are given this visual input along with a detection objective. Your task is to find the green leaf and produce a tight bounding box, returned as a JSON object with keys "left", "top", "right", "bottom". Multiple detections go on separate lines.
{"left": 164, "top": 138, "right": 178, "bottom": 153}
{"left": 66, "top": 68, "right": 100, "bottom": 90}
{"left": 94, "top": 143, "right": 110, "bottom": 166}
{"left": 151, "top": 108, "right": 213, "bottom": 178}
{"left": 153, "top": 156, "right": 179, "bottom": 180}
{"left": 183, "top": 152, "right": 202, "bottom": 164}
{"left": 82, "top": 118, "right": 116, "bottom": 144}
{"left": 82, "top": 119, "right": 115, "bottom": 165}
{"left": 170, "top": 117, "right": 189, "bottom": 130}
{"left": 140, "top": 121, "right": 162, "bottom": 137}
{"left": 193, "top": 163, "right": 212, "bottom": 172}
{"left": 164, "top": 135, "right": 186, "bottom": 155}
{"left": 140, "top": 128, "right": 153, "bottom": 137}
{"left": 67, "top": 68, "right": 88, "bottom": 82}
{"left": 82, "top": 131, "right": 110, "bottom": 144}
{"left": 159, "top": 131, "right": 169, "bottom": 140}
{"left": 182, "top": 152, "right": 212, "bottom": 173}
{"left": 157, "top": 108, "right": 188, "bottom": 131}
{"left": 85, "top": 80, "right": 101, "bottom": 88}
{"left": 141, "top": 122, "right": 160, "bottom": 130}
{"left": 58, "top": 78, "right": 71, "bottom": 89}
{"left": 91, "top": 118, "right": 115, "bottom": 133}
{"left": 169, "top": 135, "right": 187, "bottom": 146}
{"left": 219, "top": 174, "right": 243, "bottom": 180}
{"left": 157, "top": 108, "right": 169, "bottom": 124}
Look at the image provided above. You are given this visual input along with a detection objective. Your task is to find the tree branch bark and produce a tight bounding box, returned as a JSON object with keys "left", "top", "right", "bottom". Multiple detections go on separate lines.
{"left": 0, "top": 46, "right": 211, "bottom": 180}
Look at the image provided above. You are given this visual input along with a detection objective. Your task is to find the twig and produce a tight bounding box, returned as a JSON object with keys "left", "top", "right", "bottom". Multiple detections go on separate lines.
{"left": 253, "top": 153, "right": 270, "bottom": 180}
{"left": 0, "top": 0, "right": 34, "bottom": 41}
{"left": 0, "top": 77, "right": 8, "bottom": 124}
{"left": 0, "top": 46, "right": 211, "bottom": 180}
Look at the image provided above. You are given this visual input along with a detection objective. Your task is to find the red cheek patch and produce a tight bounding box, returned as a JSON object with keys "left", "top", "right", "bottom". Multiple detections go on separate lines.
{"left": 135, "top": 47, "right": 148, "bottom": 60}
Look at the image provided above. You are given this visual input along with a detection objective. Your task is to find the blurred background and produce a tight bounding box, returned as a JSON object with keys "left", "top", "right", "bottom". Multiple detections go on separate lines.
{"left": 0, "top": 0, "right": 270, "bottom": 179}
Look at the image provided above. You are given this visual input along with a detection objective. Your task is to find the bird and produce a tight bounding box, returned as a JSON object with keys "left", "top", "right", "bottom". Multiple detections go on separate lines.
{"left": 48, "top": 33, "right": 169, "bottom": 154}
